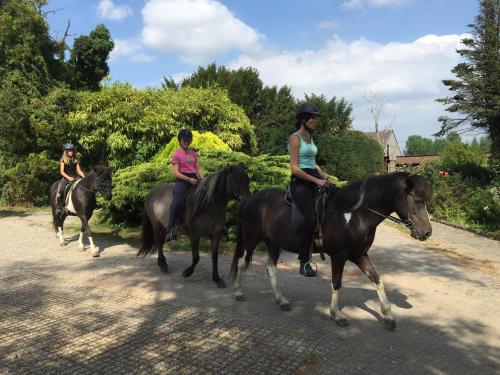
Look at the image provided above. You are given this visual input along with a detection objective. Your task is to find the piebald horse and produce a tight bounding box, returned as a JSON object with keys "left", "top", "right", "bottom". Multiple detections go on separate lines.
{"left": 230, "top": 172, "right": 432, "bottom": 329}
{"left": 50, "top": 166, "right": 113, "bottom": 257}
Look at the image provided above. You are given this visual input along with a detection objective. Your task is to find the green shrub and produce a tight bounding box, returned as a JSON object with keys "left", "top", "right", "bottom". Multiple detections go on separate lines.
{"left": 1, "top": 152, "right": 59, "bottom": 206}
{"left": 152, "top": 131, "right": 230, "bottom": 163}
{"left": 99, "top": 162, "right": 175, "bottom": 225}
{"left": 317, "top": 130, "right": 384, "bottom": 180}
{"left": 68, "top": 83, "right": 257, "bottom": 169}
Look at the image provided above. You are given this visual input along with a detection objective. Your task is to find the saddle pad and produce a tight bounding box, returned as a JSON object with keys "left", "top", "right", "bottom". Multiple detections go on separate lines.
{"left": 65, "top": 179, "right": 81, "bottom": 214}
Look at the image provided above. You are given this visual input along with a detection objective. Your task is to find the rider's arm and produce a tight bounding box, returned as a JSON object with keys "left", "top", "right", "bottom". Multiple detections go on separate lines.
{"left": 316, "top": 165, "right": 330, "bottom": 180}
{"left": 60, "top": 162, "right": 74, "bottom": 181}
{"left": 76, "top": 163, "right": 85, "bottom": 178}
{"left": 288, "top": 135, "right": 323, "bottom": 186}
{"left": 195, "top": 154, "right": 204, "bottom": 178}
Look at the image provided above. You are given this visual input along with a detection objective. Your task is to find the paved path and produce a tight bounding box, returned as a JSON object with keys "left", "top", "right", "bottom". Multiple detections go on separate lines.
{"left": 0, "top": 211, "right": 499, "bottom": 374}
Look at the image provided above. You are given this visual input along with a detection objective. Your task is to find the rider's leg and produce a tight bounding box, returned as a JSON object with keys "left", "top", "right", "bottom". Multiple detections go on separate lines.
{"left": 56, "top": 178, "right": 69, "bottom": 214}
{"left": 165, "top": 180, "right": 190, "bottom": 241}
{"left": 290, "top": 179, "right": 317, "bottom": 276}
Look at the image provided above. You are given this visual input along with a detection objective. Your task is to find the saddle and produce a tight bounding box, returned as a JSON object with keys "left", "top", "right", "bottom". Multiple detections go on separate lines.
{"left": 63, "top": 179, "right": 81, "bottom": 214}
{"left": 284, "top": 188, "right": 327, "bottom": 259}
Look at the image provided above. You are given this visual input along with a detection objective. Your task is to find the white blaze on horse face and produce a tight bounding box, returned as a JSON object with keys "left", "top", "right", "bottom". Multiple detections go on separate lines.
{"left": 267, "top": 260, "right": 289, "bottom": 306}
{"left": 344, "top": 212, "right": 352, "bottom": 223}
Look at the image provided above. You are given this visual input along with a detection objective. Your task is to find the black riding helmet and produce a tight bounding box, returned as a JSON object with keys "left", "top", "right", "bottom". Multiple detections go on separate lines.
{"left": 63, "top": 143, "right": 76, "bottom": 150}
{"left": 296, "top": 103, "right": 321, "bottom": 119}
{"left": 177, "top": 128, "right": 193, "bottom": 143}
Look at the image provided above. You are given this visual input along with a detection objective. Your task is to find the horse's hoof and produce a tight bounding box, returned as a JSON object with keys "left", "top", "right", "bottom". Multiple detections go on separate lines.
{"left": 59, "top": 242, "right": 66, "bottom": 247}
{"left": 384, "top": 318, "right": 396, "bottom": 331}
{"left": 92, "top": 252, "right": 101, "bottom": 258}
{"left": 159, "top": 263, "right": 169, "bottom": 273}
{"left": 182, "top": 268, "right": 193, "bottom": 278}
{"left": 79, "top": 246, "right": 86, "bottom": 252}
{"left": 280, "top": 302, "right": 291, "bottom": 311}
{"left": 335, "top": 318, "right": 349, "bottom": 327}
{"left": 235, "top": 294, "right": 246, "bottom": 302}
{"left": 215, "top": 279, "right": 226, "bottom": 288}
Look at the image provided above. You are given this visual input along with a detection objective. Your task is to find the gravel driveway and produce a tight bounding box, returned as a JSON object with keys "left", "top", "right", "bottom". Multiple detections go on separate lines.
{"left": 1, "top": 211, "right": 499, "bottom": 374}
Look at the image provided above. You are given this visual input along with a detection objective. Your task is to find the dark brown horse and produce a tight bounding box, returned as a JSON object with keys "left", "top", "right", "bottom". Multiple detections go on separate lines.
{"left": 230, "top": 172, "right": 432, "bottom": 329}
{"left": 138, "top": 165, "right": 250, "bottom": 287}
{"left": 50, "top": 166, "right": 113, "bottom": 257}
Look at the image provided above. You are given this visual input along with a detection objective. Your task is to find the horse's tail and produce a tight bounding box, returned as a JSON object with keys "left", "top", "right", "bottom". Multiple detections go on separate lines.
{"left": 137, "top": 208, "right": 156, "bottom": 256}
{"left": 230, "top": 199, "right": 251, "bottom": 281}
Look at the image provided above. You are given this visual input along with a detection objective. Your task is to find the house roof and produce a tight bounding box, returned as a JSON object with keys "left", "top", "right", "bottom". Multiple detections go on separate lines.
{"left": 365, "top": 130, "right": 393, "bottom": 143}
{"left": 396, "top": 155, "right": 440, "bottom": 165}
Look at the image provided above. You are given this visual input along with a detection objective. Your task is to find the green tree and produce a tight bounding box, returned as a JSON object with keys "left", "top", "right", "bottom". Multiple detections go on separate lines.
{"left": 436, "top": 0, "right": 500, "bottom": 173}
{"left": 179, "top": 63, "right": 263, "bottom": 120}
{"left": 68, "top": 24, "right": 114, "bottom": 91}
{"left": 317, "top": 130, "right": 384, "bottom": 181}
{"left": 68, "top": 83, "right": 256, "bottom": 169}
{"left": 405, "top": 135, "right": 434, "bottom": 155}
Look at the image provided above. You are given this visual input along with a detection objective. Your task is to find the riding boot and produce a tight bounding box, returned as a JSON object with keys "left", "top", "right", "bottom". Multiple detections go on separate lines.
{"left": 299, "top": 260, "right": 317, "bottom": 277}
{"left": 55, "top": 194, "right": 65, "bottom": 215}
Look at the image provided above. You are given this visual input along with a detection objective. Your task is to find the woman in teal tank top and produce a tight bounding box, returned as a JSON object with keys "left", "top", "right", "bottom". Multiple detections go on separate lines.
{"left": 288, "top": 102, "right": 333, "bottom": 277}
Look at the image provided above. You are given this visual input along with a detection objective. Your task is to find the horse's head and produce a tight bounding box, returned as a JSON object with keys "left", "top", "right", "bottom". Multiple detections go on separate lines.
{"left": 225, "top": 165, "right": 250, "bottom": 200}
{"left": 92, "top": 166, "right": 113, "bottom": 201}
{"left": 395, "top": 174, "right": 432, "bottom": 241}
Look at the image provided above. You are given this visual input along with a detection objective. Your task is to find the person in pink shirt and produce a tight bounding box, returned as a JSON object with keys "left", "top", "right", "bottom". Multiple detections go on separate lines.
{"left": 165, "top": 128, "right": 204, "bottom": 241}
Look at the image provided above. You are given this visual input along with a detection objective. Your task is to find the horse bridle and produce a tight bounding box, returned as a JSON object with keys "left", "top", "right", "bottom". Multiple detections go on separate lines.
{"left": 75, "top": 178, "right": 111, "bottom": 196}
{"left": 322, "top": 184, "right": 415, "bottom": 230}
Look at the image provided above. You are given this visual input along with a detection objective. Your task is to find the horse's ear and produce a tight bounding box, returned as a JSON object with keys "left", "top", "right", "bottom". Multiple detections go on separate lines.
{"left": 405, "top": 176, "right": 414, "bottom": 193}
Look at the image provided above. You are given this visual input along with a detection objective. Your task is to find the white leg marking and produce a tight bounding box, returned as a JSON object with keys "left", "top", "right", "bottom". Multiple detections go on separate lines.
{"left": 267, "top": 259, "right": 289, "bottom": 307}
{"left": 58, "top": 227, "right": 65, "bottom": 246}
{"left": 89, "top": 237, "right": 100, "bottom": 257}
{"left": 78, "top": 232, "right": 85, "bottom": 251}
{"left": 330, "top": 283, "right": 347, "bottom": 321}
{"left": 374, "top": 280, "right": 394, "bottom": 321}
{"left": 234, "top": 251, "right": 247, "bottom": 299}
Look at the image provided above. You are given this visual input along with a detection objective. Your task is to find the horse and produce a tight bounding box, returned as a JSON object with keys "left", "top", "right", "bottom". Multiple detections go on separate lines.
{"left": 138, "top": 165, "right": 250, "bottom": 288}
{"left": 230, "top": 172, "right": 432, "bottom": 329}
{"left": 50, "top": 166, "right": 113, "bottom": 257}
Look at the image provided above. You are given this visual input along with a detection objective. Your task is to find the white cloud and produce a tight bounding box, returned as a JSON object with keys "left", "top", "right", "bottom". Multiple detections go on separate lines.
{"left": 317, "top": 20, "right": 341, "bottom": 30}
{"left": 110, "top": 39, "right": 155, "bottom": 63}
{"left": 141, "top": 0, "right": 263, "bottom": 64}
{"left": 97, "top": 0, "right": 133, "bottom": 20}
{"left": 342, "top": 0, "right": 411, "bottom": 10}
{"left": 229, "top": 33, "right": 467, "bottom": 142}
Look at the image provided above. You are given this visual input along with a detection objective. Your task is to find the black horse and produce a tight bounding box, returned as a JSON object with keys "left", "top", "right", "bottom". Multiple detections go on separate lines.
{"left": 138, "top": 165, "right": 250, "bottom": 287}
{"left": 230, "top": 172, "right": 432, "bottom": 329}
{"left": 50, "top": 166, "right": 113, "bottom": 257}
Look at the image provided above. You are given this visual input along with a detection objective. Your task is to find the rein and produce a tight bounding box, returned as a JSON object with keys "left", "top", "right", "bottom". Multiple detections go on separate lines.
{"left": 321, "top": 184, "right": 415, "bottom": 231}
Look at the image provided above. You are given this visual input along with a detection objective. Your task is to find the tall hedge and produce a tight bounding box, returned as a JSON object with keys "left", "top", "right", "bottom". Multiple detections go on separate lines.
{"left": 67, "top": 83, "right": 257, "bottom": 169}
{"left": 317, "top": 130, "right": 384, "bottom": 180}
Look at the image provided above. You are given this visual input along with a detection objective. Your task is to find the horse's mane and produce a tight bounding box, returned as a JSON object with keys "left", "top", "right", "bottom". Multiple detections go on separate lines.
{"left": 334, "top": 172, "right": 410, "bottom": 213}
{"left": 188, "top": 166, "right": 232, "bottom": 220}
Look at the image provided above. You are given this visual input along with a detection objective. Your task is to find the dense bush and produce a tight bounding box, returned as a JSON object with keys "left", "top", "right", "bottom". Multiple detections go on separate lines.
{"left": 417, "top": 162, "right": 499, "bottom": 238}
{"left": 100, "top": 150, "right": 292, "bottom": 226}
{"left": 67, "top": 83, "right": 256, "bottom": 169}
{"left": 152, "top": 131, "right": 230, "bottom": 163}
{"left": 1, "top": 152, "right": 59, "bottom": 206}
{"left": 317, "top": 130, "right": 384, "bottom": 180}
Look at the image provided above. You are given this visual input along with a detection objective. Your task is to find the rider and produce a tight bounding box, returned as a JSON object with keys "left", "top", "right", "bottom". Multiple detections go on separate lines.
{"left": 164, "top": 129, "right": 204, "bottom": 242}
{"left": 56, "top": 143, "right": 85, "bottom": 214}
{"left": 288, "top": 103, "right": 332, "bottom": 277}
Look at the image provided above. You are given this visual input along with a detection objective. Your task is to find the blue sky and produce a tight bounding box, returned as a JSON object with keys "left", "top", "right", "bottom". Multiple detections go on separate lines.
{"left": 45, "top": 0, "right": 480, "bottom": 149}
